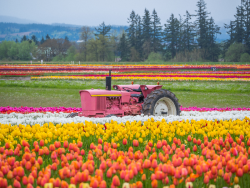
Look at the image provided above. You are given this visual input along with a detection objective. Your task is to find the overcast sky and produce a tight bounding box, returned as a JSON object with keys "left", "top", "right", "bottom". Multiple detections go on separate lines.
{"left": 0, "top": 0, "right": 242, "bottom": 26}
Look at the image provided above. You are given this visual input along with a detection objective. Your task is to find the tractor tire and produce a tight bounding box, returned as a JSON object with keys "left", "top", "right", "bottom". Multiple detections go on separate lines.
{"left": 66, "top": 113, "right": 78, "bottom": 118}
{"left": 142, "top": 89, "right": 181, "bottom": 116}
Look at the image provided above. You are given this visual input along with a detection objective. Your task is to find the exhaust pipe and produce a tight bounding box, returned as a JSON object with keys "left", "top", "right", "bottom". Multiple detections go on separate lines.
{"left": 106, "top": 70, "right": 111, "bottom": 90}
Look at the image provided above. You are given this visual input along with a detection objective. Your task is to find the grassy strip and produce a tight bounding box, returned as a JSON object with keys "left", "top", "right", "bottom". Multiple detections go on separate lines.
{"left": 1, "top": 86, "right": 249, "bottom": 108}
{"left": 1, "top": 60, "right": 249, "bottom": 65}
{"left": 0, "top": 80, "right": 249, "bottom": 93}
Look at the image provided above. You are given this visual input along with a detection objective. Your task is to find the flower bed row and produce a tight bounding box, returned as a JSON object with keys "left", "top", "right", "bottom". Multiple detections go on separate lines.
{"left": 1, "top": 71, "right": 250, "bottom": 74}
{"left": 0, "top": 116, "right": 250, "bottom": 187}
{"left": 31, "top": 75, "right": 250, "bottom": 81}
{"left": 1, "top": 64, "right": 250, "bottom": 71}
{"left": 1, "top": 111, "right": 250, "bottom": 126}
{"left": 1, "top": 106, "right": 250, "bottom": 114}
{"left": 68, "top": 74, "right": 250, "bottom": 79}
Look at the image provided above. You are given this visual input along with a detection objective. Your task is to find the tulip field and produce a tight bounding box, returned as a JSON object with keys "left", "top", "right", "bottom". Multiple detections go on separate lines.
{"left": 1, "top": 109, "right": 250, "bottom": 188}
{"left": 0, "top": 63, "right": 250, "bottom": 187}
{"left": 1, "top": 64, "right": 250, "bottom": 82}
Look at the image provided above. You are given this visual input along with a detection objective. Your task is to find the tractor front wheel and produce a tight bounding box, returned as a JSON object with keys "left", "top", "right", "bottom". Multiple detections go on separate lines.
{"left": 142, "top": 89, "right": 181, "bottom": 116}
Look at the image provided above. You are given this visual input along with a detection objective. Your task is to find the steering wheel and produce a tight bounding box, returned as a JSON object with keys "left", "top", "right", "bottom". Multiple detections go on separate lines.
{"left": 122, "top": 87, "right": 134, "bottom": 92}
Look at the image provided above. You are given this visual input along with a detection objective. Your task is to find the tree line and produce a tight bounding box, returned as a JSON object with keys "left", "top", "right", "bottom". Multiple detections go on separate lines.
{"left": 119, "top": 0, "right": 250, "bottom": 62}
{"left": 1, "top": 0, "right": 250, "bottom": 62}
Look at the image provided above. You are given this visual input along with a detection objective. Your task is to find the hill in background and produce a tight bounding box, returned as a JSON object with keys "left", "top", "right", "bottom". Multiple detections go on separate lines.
{"left": 0, "top": 14, "right": 228, "bottom": 42}
{"left": 0, "top": 21, "right": 128, "bottom": 42}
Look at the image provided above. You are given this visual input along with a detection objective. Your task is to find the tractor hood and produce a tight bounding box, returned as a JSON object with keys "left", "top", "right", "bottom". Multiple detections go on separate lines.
{"left": 79, "top": 89, "right": 131, "bottom": 112}
{"left": 79, "top": 89, "right": 125, "bottom": 97}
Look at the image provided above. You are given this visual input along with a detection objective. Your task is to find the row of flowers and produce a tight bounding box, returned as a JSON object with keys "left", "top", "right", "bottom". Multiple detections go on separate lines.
{"left": 1, "top": 64, "right": 250, "bottom": 70}
{"left": 1, "top": 111, "right": 250, "bottom": 127}
{"left": 31, "top": 75, "right": 250, "bottom": 81}
{"left": 1, "top": 71, "right": 250, "bottom": 78}
{"left": 1, "top": 106, "right": 250, "bottom": 114}
{"left": 0, "top": 117, "right": 249, "bottom": 187}
{"left": 2, "top": 64, "right": 250, "bottom": 68}
{"left": 68, "top": 73, "right": 250, "bottom": 79}
{"left": 2, "top": 71, "right": 250, "bottom": 74}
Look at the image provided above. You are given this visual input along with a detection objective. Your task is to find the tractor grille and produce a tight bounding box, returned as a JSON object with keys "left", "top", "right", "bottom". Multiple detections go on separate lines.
{"left": 96, "top": 97, "right": 106, "bottom": 110}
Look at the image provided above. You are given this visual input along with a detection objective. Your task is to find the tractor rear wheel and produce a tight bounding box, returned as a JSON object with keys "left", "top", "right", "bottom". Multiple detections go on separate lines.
{"left": 142, "top": 89, "right": 181, "bottom": 116}
{"left": 66, "top": 113, "right": 78, "bottom": 118}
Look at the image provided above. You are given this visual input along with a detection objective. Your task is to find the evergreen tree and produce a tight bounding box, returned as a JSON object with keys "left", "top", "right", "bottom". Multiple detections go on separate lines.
{"left": 151, "top": 9, "right": 162, "bottom": 53}
{"left": 142, "top": 9, "right": 153, "bottom": 59}
{"left": 183, "top": 11, "right": 196, "bottom": 52}
{"left": 127, "top": 10, "right": 137, "bottom": 48}
{"left": 15, "top": 38, "right": 19, "bottom": 43}
{"left": 95, "top": 22, "right": 111, "bottom": 37}
{"left": 80, "top": 26, "right": 92, "bottom": 61}
{"left": 164, "top": 14, "right": 180, "bottom": 59}
{"left": 142, "top": 9, "right": 152, "bottom": 42}
{"left": 243, "top": 0, "right": 250, "bottom": 53}
{"left": 206, "top": 17, "right": 221, "bottom": 61}
{"left": 135, "top": 15, "right": 143, "bottom": 58}
{"left": 177, "top": 15, "right": 185, "bottom": 53}
{"left": 40, "top": 37, "right": 45, "bottom": 45}
{"left": 46, "top": 34, "right": 50, "bottom": 40}
{"left": 21, "top": 35, "right": 27, "bottom": 42}
{"left": 31, "top": 35, "right": 38, "bottom": 44}
{"left": 234, "top": 5, "right": 245, "bottom": 43}
{"left": 195, "top": 0, "right": 210, "bottom": 50}
{"left": 65, "top": 36, "right": 69, "bottom": 41}
{"left": 118, "top": 33, "right": 129, "bottom": 61}
{"left": 224, "top": 21, "right": 236, "bottom": 47}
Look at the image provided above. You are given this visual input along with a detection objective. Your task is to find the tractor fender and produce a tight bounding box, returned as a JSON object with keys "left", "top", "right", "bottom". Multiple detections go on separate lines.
{"left": 140, "top": 85, "right": 163, "bottom": 98}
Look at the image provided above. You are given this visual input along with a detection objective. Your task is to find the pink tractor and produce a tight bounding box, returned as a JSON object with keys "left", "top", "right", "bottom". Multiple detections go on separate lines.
{"left": 67, "top": 71, "right": 181, "bottom": 118}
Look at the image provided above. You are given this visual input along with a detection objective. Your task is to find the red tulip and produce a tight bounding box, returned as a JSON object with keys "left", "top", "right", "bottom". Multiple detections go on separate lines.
{"left": 5, "top": 143, "right": 10, "bottom": 149}
{"left": 78, "top": 141, "right": 83, "bottom": 148}
{"left": 81, "top": 170, "right": 89, "bottom": 182}
{"left": 61, "top": 180, "right": 68, "bottom": 188}
{"left": 106, "top": 168, "right": 113, "bottom": 178}
{"left": 54, "top": 141, "right": 61, "bottom": 148}
{"left": 13, "top": 180, "right": 21, "bottom": 188}
{"left": 133, "top": 140, "right": 139, "bottom": 147}
{"left": 99, "top": 181, "right": 107, "bottom": 188}
{"left": 112, "top": 175, "right": 120, "bottom": 187}
{"left": 39, "top": 140, "right": 44, "bottom": 147}
{"left": 236, "top": 168, "right": 243, "bottom": 177}
{"left": 22, "top": 176, "right": 28, "bottom": 185}
{"left": 25, "top": 161, "right": 32, "bottom": 170}
{"left": 63, "top": 141, "right": 69, "bottom": 148}
{"left": 53, "top": 178, "right": 61, "bottom": 187}
{"left": 151, "top": 159, "right": 158, "bottom": 168}
{"left": 28, "top": 175, "right": 34, "bottom": 184}
{"left": 27, "top": 183, "right": 34, "bottom": 188}
{"left": 98, "top": 138, "right": 103, "bottom": 144}
{"left": 143, "top": 159, "right": 151, "bottom": 169}
{"left": 151, "top": 179, "right": 158, "bottom": 188}
{"left": 0, "top": 178, "right": 7, "bottom": 188}
{"left": 204, "top": 175, "right": 210, "bottom": 184}
{"left": 193, "top": 145, "right": 197, "bottom": 152}
{"left": 37, "top": 157, "right": 43, "bottom": 165}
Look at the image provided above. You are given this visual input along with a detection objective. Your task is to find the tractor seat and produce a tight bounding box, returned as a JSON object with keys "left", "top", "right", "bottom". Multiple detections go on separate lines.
{"left": 132, "top": 87, "right": 142, "bottom": 92}
{"left": 131, "top": 94, "right": 142, "bottom": 98}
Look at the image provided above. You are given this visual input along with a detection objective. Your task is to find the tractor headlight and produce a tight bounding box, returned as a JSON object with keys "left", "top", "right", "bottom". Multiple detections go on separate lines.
{"left": 145, "top": 86, "right": 148, "bottom": 90}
